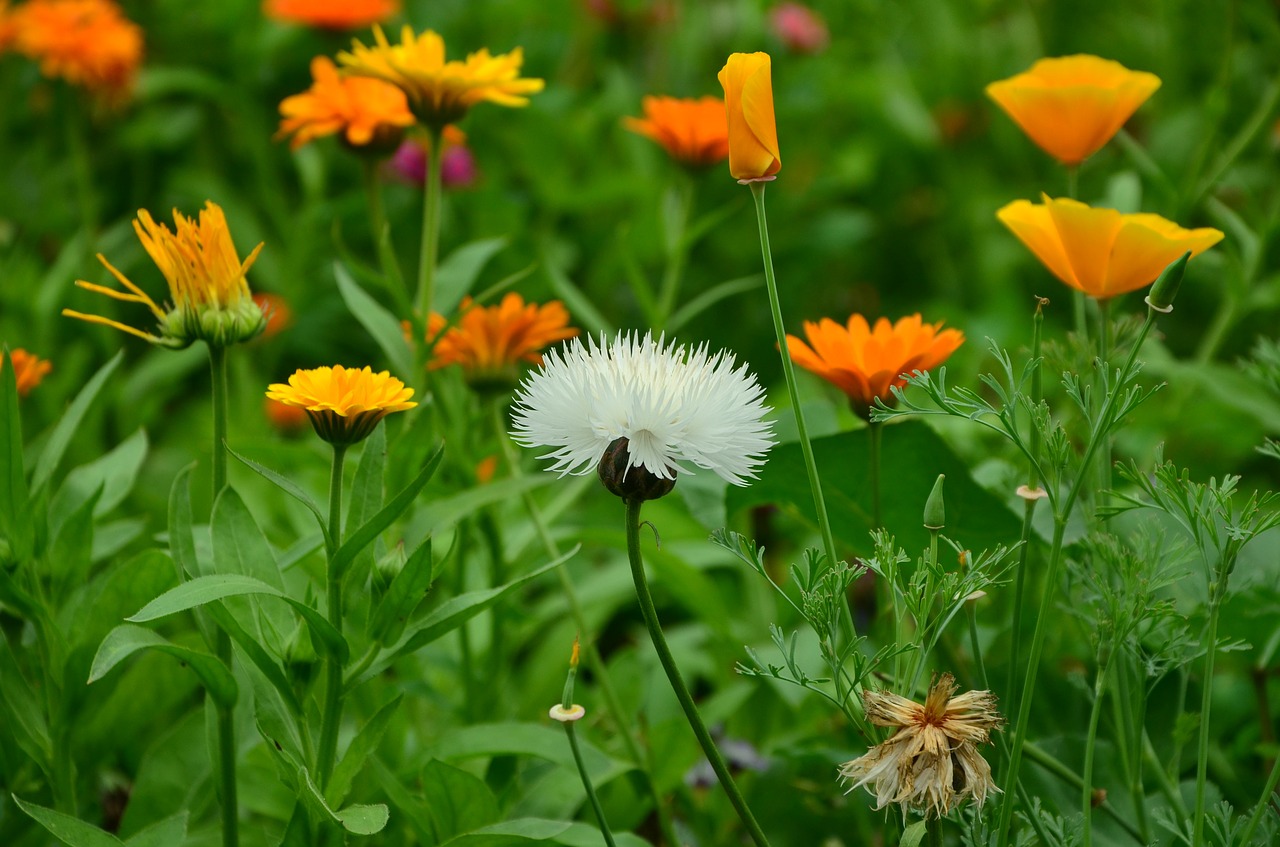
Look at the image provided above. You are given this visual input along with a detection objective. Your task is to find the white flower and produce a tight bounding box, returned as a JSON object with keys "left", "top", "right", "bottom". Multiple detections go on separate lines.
{"left": 510, "top": 332, "right": 775, "bottom": 486}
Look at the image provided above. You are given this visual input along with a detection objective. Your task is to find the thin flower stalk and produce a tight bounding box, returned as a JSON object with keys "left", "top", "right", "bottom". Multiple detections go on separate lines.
{"left": 1240, "top": 755, "right": 1280, "bottom": 847}
{"left": 624, "top": 497, "right": 772, "bottom": 847}
{"left": 1081, "top": 659, "right": 1110, "bottom": 847}
{"left": 315, "top": 442, "right": 348, "bottom": 789}
{"left": 209, "top": 344, "right": 239, "bottom": 847}
{"left": 417, "top": 124, "right": 443, "bottom": 319}
{"left": 552, "top": 641, "right": 618, "bottom": 847}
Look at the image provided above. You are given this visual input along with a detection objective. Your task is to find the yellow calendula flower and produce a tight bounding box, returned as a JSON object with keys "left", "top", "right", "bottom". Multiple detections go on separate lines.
{"left": 266, "top": 365, "right": 416, "bottom": 444}
{"left": 986, "top": 55, "right": 1161, "bottom": 166}
{"left": 718, "top": 52, "right": 781, "bottom": 182}
{"left": 840, "top": 673, "right": 1002, "bottom": 819}
{"left": 427, "top": 292, "right": 577, "bottom": 392}
{"left": 997, "top": 195, "right": 1224, "bottom": 299}
{"left": 1, "top": 348, "right": 53, "bottom": 397}
{"left": 64, "top": 202, "right": 267, "bottom": 349}
{"left": 337, "top": 25, "right": 544, "bottom": 127}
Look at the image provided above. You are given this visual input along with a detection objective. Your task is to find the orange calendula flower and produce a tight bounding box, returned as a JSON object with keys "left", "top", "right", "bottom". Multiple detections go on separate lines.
{"left": 717, "top": 52, "right": 781, "bottom": 182}
{"left": 623, "top": 95, "right": 729, "bottom": 168}
{"left": 266, "top": 365, "right": 416, "bottom": 444}
{"left": 0, "top": 3, "right": 16, "bottom": 52}
{"left": 997, "top": 195, "right": 1224, "bottom": 300}
{"left": 986, "top": 55, "right": 1161, "bottom": 165}
{"left": 264, "top": 396, "right": 308, "bottom": 434}
{"left": 1, "top": 348, "right": 53, "bottom": 396}
{"left": 9, "top": 0, "right": 142, "bottom": 99}
{"left": 786, "top": 314, "right": 964, "bottom": 415}
{"left": 252, "top": 292, "right": 293, "bottom": 340}
{"left": 277, "top": 56, "right": 415, "bottom": 152}
{"left": 263, "top": 0, "right": 399, "bottom": 30}
{"left": 337, "top": 25, "right": 544, "bottom": 127}
{"left": 428, "top": 292, "right": 577, "bottom": 391}
{"left": 64, "top": 201, "right": 267, "bottom": 349}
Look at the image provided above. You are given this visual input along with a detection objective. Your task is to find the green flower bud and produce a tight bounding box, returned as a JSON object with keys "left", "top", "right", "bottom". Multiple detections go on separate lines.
{"left": 1144, "top": 251, "right": 1191, "bottom": 313}
{"left": 923, "top": 474, "right": 945, "bottom": 530}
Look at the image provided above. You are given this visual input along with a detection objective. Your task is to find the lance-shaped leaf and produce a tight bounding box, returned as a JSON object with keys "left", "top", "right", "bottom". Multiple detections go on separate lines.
{"left": 12, "top": 795, "right": 124, "bottom": 847}
{"left": 31, "top": 351, "right": 123, "bottom": 496}
{"left": 227, "top": 446, "right": 330, "bottom": 549}
{"left": 334, "top": 261, "right": 414, "bottom": 379}
{"left": 368, "top": 537, "right": 433, "bottom": 646}
{"left": 89, "top": 624, "right": 237, "bottom": 708}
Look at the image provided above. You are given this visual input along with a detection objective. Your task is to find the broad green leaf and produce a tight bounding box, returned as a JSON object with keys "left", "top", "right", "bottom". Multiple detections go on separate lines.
{"left": 0, "top": 632, "right": 51, "bottom": 766}
{"left": 251, "top": 669, "right": 305, "bottom": 763}
{"left": 359, "top": 547, "right": 576, "bottom": 682}
{"left": 123, "top": 811, "right": 188, "bottom": 847}
{"left": 61, "top": 548, "right": 176, "bottom": 658}
{"left": 296, "top": 760, "right": 390, "bottom": 836}
{"left": 327, "top": 695, "right": 403, "bottom": 808}
{"left": 212, "top": 486, "right": 293, "bottom": 653}
{"left": 726, "top": 422, "right": 1021, "bottom": 554}
{"left": 554, "top": 825, "right": 650, "bottom": 847}
{"left": 227, "top": 446, "right": 330, "bottom": 548}
{"left": 332, "top": 443, "right": 444, "bottom": 579}
{"left": 334, "top": 261, "right": 414, "bottom": 378}
{"left": 418, "top": 760, "right": 500, "bottom": 844}
{"left": 541, "top": 260, "right": 613, "bottom": 337}
{"left": 0, "top": 350, "right": 31, "bottom": 558}
{"left": 345, "top": 422, "right": 387, "bottom": 579}
{"left": 435, "top": 237, "right": 507, "bottom": 314}
{"left": 208, "top": 603, "right": 302, "bottom": 717}
{"left": 128, "top": 574, "right": 348, "bottom": 662}
{"left": 900, "top": 820, "right": 927, "bottom": 847}
{"left": 439, "top": 818, "right": 569, "bottom": 846}
{"left": 51, "top": 429, "right": 147, "bottom": 530}
{"left": 368, "top": 536, "right": 433, "bottom": 646}
{"left": 12, "top": 795, "right": 124, "bottom": 847}
{"left": 31, "top": 351, "right": 123, "bottom": 496}
{"left": 88, "top": 625, "right": 237, "bottom": 708}
{"left": 48, "top": 485, "right": 99, "bottom": 593}
{"left": 369, "top": 756, "right": 435, "bottom": 845}
{"left": 429, "top": 723, "right": 609, "bottom": 775}
{"left": 167, "top": 465, "right": 199, "bottom": 578}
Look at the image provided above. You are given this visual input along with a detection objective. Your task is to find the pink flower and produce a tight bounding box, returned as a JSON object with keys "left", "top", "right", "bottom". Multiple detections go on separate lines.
{"left": 769, "top": 2, "right": 828, "bottom": 55}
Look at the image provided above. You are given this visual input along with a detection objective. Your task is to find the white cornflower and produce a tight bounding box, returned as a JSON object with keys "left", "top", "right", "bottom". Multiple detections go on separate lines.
{"left": 839, "top": 673, "right": 1002, "bottom": 819}
{"left": 510, "top": 332, "right": 774, "bottom": 491}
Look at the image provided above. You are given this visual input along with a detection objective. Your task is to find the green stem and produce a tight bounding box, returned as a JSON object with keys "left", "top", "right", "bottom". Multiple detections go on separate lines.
{"left": 565, "top": 724, "right": 618, "bottom": 847}
{"left": 209, "top": 345, "right": 238, "bottom": 847}
{"left": 1082, "top": 660, "right": 1109, "bottom": 847}
{"left": 927, "top": 818, "right": 943, "bottom": 847}
{"left": 656, "top": 175, "right": 693, "bottom": 327}
{"left": 997, "top": 309, "right": 1159, "bottom": 847}
{"left": 1192, "top": 594, "right": 1222, "bottom": 847}
{"left": 493, "top": 405, "right": 679, "bottom": 847}
{"left": 966, "top": 602, "right": 989, "bottom": 691}
{"left": 1023, "top": 743, "right": 1145, "bottom": 845}
{"left": 416, "top": 126, "right": 444, "bottom": 318}
{"left": 316, "top": 444, "right": 348, "bottom": 790}
{"left": 748, "top": 183, "right": 848, "bottom": 640}
{"left": 1239, "top": 753, "right": 1280, "bottom": 847}
{"left": 908, "top": 528, "right": 940, "bottom": 693}
{"left": 1097, "top": 297, "right": 1114, "bottom": 515}
{"left": 869, "top": 421, "right": 883, "bottom": 530}
{"left": 624, "top": 498, "right": 771, "bottom": 847}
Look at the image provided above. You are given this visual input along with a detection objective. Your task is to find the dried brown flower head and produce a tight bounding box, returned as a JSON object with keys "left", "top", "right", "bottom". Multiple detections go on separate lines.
{"left": 839, "top": 672, "right": 1002, "bottom": 819}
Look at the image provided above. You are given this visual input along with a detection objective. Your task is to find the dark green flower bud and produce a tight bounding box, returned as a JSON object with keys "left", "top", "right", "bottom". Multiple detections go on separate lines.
{"left": 923, "top": 474, "right": 945, "bottom": 530}
{"left": 1145, "top": 251, "right": 1191, "bottom": 313}
{"left": 597, "top": 437, "right": 676, "bottom": 502}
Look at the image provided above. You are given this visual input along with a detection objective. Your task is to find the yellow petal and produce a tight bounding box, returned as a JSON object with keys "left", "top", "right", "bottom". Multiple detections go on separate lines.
{"left": 1043, "top": 195, "right": 1123, "bottom": 296}
{"left": 719, "top": 52, "right": 781, "bottom": 180}
{"left": 996, "top": 199, "right": 1080, "bottom": 291}
{"left": 1103, "top": 216, "right": 1224, "bottom": 298}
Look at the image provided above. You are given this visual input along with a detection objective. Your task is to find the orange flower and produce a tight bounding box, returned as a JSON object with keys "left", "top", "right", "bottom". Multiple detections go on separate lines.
{"left": 264, "top": 396, "right": 308, "bottom": 434}
{"left": 428, "top": 292, "right": 577, "bottom": 390}
{"left": 997, "top": 195, "right": 1224, "bottom": 299}
{"left": 266, "top": 365, "right": 416, "bottom": 445}
{"left": 717, "top": 52, "right": 781, "bottom": 182}
{"left": 9, "top": 0, "right": 142, "bottom": 99}
{"left": 264, "top": 0, "right": 399, "bottom": 30}
{"left": 252, "top": 292, "right": 293, "bottom": 340}
{"left": 0, "top": 3, "right": 16, "bottom": 52}
{"left": 276, "top": 56, "right": 415, "bottom": 152}
{"left": 1, "top": 348, "right": 53, "bottom": 396}
{"left": 623, "top": 96, "right": 729, "bottom": 168}
{"left": 337, "top": 26, "right": 543, "bottom": 127}
{"left": 786, "top": 314, "right": 964, "bottom": 414}
{"left": 986, "top": 55, "right": 1160, "bottom": 165}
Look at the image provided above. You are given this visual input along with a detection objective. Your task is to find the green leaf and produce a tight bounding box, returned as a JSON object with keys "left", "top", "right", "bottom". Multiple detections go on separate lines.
{"left": 900, "top": 820, "right": 927, "bottom": 847}
{"left": 167, "top": 465, "right": 199, "bottom": 577}
{"left": 123, "top": 811, "right": 188, "bottom": 847}
{"left": 418, "top": 760, "right": 500, "bottom": 844}
{"left": 332, "top": 443, "right": 444, "bottom": 579}
{"left": 88, "top": 625, "right": 237, "bottom": 708}
{"left": 429, "top": 723, "right": 609, "bottom": 774}
{"left": 31, "top": 351, "right": 123, "bottom": 496}
{"left": 415, "top": 474, "right": 550, "bottom": 537}
{"left": 541, "top": 259, "right": 613, "bottom": 337}
{"left": 128, "top": 574, "right": 348, "bottom": 662}
{"left": 211, "top": 486, "right": 294, "bottom": 652}
{"left": 0, "top": 348, "right": 31, "bottom": 558}
{"left": 12, "top": 795, "right": 124, "bottom": 847}
{"left": 227, "top": 446, "right": 330, "bottom": 548}
{"left": 435, "top": 237, "right": 508, "bottom": 314}
{"left": 726, "top": 422, "right": 1021, "bottom": 554}
{"left": 334, "top": 261, "right": 414, "bottom": 378}
{"left": 296, "top": 761, "right": 390, "bottom": 835}
{"left": 345, "top": 422, "right": 387, "bottom": 578}
{"left": 0, "top": 632, "right": 51, "bottom": 767}
{"left": 327, "top": 695, "right": 403, "bottom": 808}
{"left": 210, "top": 603, "right": 302, "bottom": 716}
{"left": 48, "top": 485, "right": 99, "bottom": 593}
{"left": 361, "top": 547, "right": 576, "bottom": 682}
{"left": 51, "top": 429, "right": 147, "bottom": 529}
{"left": 368, "top": 536, "right": 433, "bottom": 646}
{"left": 665, "top": 275, "right": 761, "bottom": 334}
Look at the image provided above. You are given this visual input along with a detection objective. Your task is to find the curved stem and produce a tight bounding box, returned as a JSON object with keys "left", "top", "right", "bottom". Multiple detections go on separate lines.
{"left": 209, "top": 345, "right": 238, "bottom": 847}
{"left": 1192, "top": 595, "right": 1222, "bottom": 847}
{"left": 1082, "top": 660, "right": 1109, "bottom": 847}
{"left": 316, "top": 444, "right": 348, "bottom": 789}
{"left": 868, "top": 421, "right": 883, "bottom": 530}
{"left": 1240, "top": 753, "right": 1280, "bottom": 846}
{"left": 565, "top": 724, "right": 618, "bottom": 847}
{"left": 416, "top": 126, "right": 444, "bottom": 318}
{"left": 624, "top": 498, "right": 771, "bottom": 847}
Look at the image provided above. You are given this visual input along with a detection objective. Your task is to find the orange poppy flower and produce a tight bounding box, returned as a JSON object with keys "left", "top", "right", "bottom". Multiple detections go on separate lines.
{"left": 786, "top": 314, "right": 964, "bottom": 414}
{"left": 428, "top": 293, "right": 577, "bottom": 390}
{"left": 277, "top": 56, "right": 415, "bottom": 152}
{"left": 986, "top": 55, "right": 1160, "bottom": 165}
{"left": 263, "top": 0, "right": 399, "bottom": 30}
{"left": 337, "top": 26, "right": 543, "bottom": 127}
{"left": 623, "top": 96, "right": 729, "bottom": 168}
{"left": 997, "top": 195, "right": 1224, "bottom": 299}
{"left": 8, "top": 0, "right": 142, "bottom": 98}
{"left": 1, "top": 348, "right": 53, "bottom": 396}
{"left": 717, "top": 52, "right": 781, "bottom": 182}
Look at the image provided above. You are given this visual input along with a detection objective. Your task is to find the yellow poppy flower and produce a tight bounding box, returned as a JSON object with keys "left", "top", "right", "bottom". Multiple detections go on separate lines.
{"left": 986, "top": 55, "right": 1160, "bottom": 165}
{"left": 276, "top": 56, "right": 415, "bottom": 152}
{"left": 786, "top": 314, "right": 964, "bottom": 416}
{"left": 623, "top": 96, "right": 729, "bottom": 168}
{"left": 717, "top": 52, "right": 781, "bottom": 182}
{"left": 266, "top": 365, "right": 416, "bottom": 444}
{"left": 997, "top": 195, "right": 1224, "bottom": 299}
{"left": 64, "top": 202, "right": 266, "bottom": 349}
{"left": 427, "top": 293, "right": 577, "bottom": 391}
{"left": 1, "top": 348, "right": 53, "bottom": 397}
{"left": 337, "top": 25, "right": 543, "bottom": 127}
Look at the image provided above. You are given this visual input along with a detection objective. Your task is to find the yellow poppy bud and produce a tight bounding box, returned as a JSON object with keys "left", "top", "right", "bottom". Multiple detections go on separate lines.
{"left": 717, "top": 52, "right": 782, "bottom": 182}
